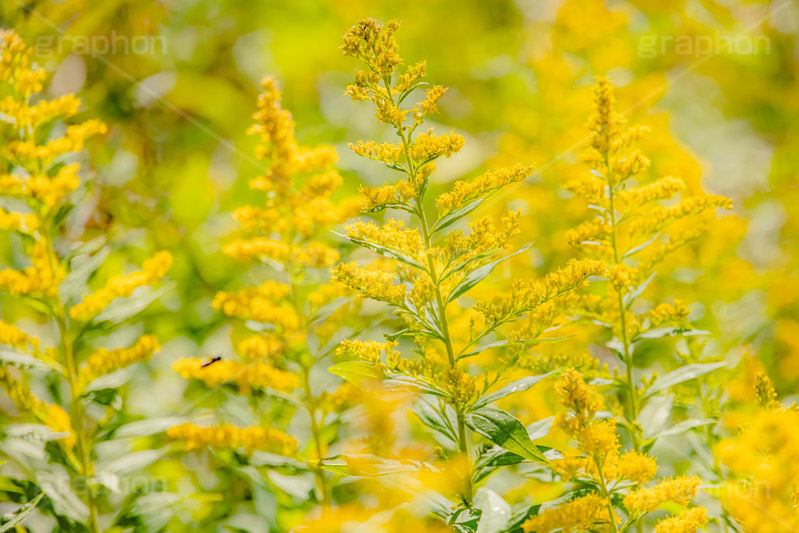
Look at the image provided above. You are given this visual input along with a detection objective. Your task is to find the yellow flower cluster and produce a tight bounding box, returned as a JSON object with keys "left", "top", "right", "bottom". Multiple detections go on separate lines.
{"left": 222, "top": 238, "right": 291, "bottom": 263}
{"left": 648, "top": 300, "right": 690, "bottom": 328}
{"left": 0, "top": 30, "right": 46, "bottom": 97}
{"left": 349, "top": 140, "right": 404, "bottom": 164}
{"left": 655, "top": 507, "right": 708, "bottom": 533}
{"left": 617, "top": 451, "right": 659, "bottom": 484}
{"left": 436, "top": 164, "right": 534, "bottom": 213}
{"left": 716, "top": 396, "right": 799, "bottom": 532}
{"left": 444, "top": 211, "right": 521, "bottom": 267}
{"left": 0, "top": 366, "right": 74, "bottom": 446}
{"left": 78, "top": 335, "right": 160, "bottom": 388}
{"left": 70, "top": 251, "right": 173, "bottom": 321}
{"left": 347, "top": 219, "right": 423, "bottom": 258}
{"left": 409, "top": 130, "right": 465, "bottom": 163}
{"left": 212, "top": 281, "right": 298, "bottom": 330}
{"left": 167, "top": 423, "right": 297, "bottom": 455}
{"left": 476, "top": 259, "right": 604, "bottom": 325}
{"left": 0, "top": 240, "right": 64, "bottom": 297}
{"left": 563, "top": 174, "right": 607, "bottom": 206}
{"left": 624, "top": 476, "right": 702, "bottom": 515}
{"left": 336, "top": 339, "right": 399, "bottom": 366}
{"left": 5, "top": 120, "right": 108, "bottom": 167}
{"left": 331, "top": 262, "right": 406, "bottom": 306}
{"left": 0, "top": 319, "right": 39, "bottom": 354}
{"left": 630, "top": 195, "right": 733, "bottom": 236}
{"left": 616, "top": 176, "right": 685, "bottom": 211}
{"left": 754, "top": 371, "right": 780, "bottom": 409}
{"left": 522, "top": 494, "right": 611, "bottom": 533}
{"left": 238, "top": 334, "right": 284, "bottom": 362}
{"left": 0, "top": 208, "right": 39, "bottom": 233}
{"left": 173, "top": 358, "right": 298, "bottom": 394}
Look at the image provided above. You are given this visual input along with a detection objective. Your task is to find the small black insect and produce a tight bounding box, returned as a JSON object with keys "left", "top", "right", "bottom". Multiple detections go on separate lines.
{"left": 201, "top": 355, "right": 222, "bottom": 368}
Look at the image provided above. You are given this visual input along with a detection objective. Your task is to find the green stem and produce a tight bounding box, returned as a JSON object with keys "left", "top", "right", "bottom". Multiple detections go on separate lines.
{"left": 287, "top": 265, "right": 331, "bottom": 508}
{"left": 605, "top": 155, "right": 640, "bottom": 450}
{"left": 44, "top": 221, "right": 100, "bottom": 532}
{"left": 56, "top": 313, "right": 100, "bottom": 533}
{"left": 595, "top": 462, "right": 618, "bottom": 533}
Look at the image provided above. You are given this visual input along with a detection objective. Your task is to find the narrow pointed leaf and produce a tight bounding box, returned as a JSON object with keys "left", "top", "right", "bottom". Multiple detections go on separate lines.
{"left": 466, "top": 407, "right": 548, "bottom": 464}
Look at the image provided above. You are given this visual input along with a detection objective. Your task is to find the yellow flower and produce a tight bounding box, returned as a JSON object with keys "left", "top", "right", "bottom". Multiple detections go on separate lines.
{"left": 754, "top": 371, "right": 780, "bottom": 410}
{"left": 222, "top": 237, "right": 291, "bottom": 263}
{"left": 655, "top": 507, "right": 708, "bottom": 533}
{"left": 346, "top": 219, "right": 423, "bottom": 259}
{"left": 648, "top": 300, "right": 690, "bottom": 328}
{"left": 475, "top": 259, "right": 605, "bottom": 325}
{"left": 166, "top": 423, "right": 297, "bottom": 455}
{"left": 331, "top": 262, "right": 406, "bottom": 306}
{"left": 0, "top": 240, "right": 64, "bottom": 297}
{"left": 0, "top": 366, "right": 75, "bottom": 446}
{"left": 173, "top": 358, "right": 298, "bottom": 393}
{"left": 0, "top": 208, "right": 39, "bottom": 233}
{"left": 349, "top": 140, "right": 404, "bottom": 164}
{"left": 238, "top": 334, "right": 284, "bottom": 361}
{"left": 522, "top": 494, "right": 611, "bottom": 533}
{"left": 0, "top": 319, "right": 39, "bottom": 354}
{"left": 624, "top": 476, "right": 702, "bottom": 515}
{"left": 408, "top": 130, "right": 464, "bottom": 162}
{"left": 78, "top": 335, "right": 160, "bottom": 388}
{"left": 436, "top": 164, "right": 534, "bottom": 213}
{"left": 629, "top": 195, "right": 733, "bottom": 236}
{"left": 617, "top": 451, "right": 658, "bottom": 484}
{"left": 70, "top": 251, "right": 172, "bottom": 321}
{"left": 336, "top": 339, "right": 399, "bottom": 365}
{"left": 212, "top": 282, "right": 298, "bottom": 329}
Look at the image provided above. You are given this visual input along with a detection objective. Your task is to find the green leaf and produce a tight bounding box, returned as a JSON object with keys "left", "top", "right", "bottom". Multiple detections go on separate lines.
{"left": 623, "top": 272, "right": 655, "bottom": 309}
{"left": 413, "top": 400, "right": 457, "bottom": 443}
{"left": 643, "top": 362, "right": 727, "bottom": 400}
{"left": 465, "top": 407, "right": 548, "bottom": 464}
{"left": 448, "top": 244, "right": 531, "bottom": 303}
{"left": 385, "top": 327, "right": 441, "bottom": 341}
{"left": 471, "top": 371, "right": 556, "bottom": 411}
{"left": 474, "top": 488, "right": 511, "bottom": 533}
{"left": 92, "top": 282, "right": 176, "bottom": 325}
{"left": 318, "top": 458, "right": 351, "bottom": 476}
{"left": 459, "top": 338, "right": 570, "bottom": 360}
{"left": 526, "top": 416, "right": 555, "bottom": 440}
{"left": 382, "top": 374, "right": 450, "bottom": 398}
{"left": 61, "top": 247, "right": 109, "bottom": 303}
{"left": 642, "top": 418, "right": 714, "bottom": 449}
{"left": 431, "top": 198, "right": 485, "bottom": 234}
{"left": 0, "top": 350, "right": 63, "bottom": 374}
{"left": 335, "top": 232, "right": 427, "bottom": 271}
{"left": 37, "top": 470, "right": 89, "bottom": 522}
{"left": 113, "top": 416, "right": 189, "bottom": 439}
{"left": 328, "top": 361, "right": 383, "bottom": 386}
{"left": 0, "top": 493, "right": 43, "bottom": 532}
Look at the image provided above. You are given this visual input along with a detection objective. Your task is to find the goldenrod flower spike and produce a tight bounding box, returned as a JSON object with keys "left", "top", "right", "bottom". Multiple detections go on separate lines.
{"left": 0, "top": 32, "right": 168, "bottom": 531}
{"left": 70, "top": 250, "right": 173, "bottom": 321}
{"left": 171, "top": 74, "right": 363, "bottom": 511}
{"left": 567, "top": 76, "right": 734, "bottom": 452}
{"left": 624, "top": 476, "right": 702, "bottom": 515}
{"left": 522, "top": 494, "right": 613, "bottom": 533}
{"left": 173, "top": 357, "right": 298, "bottom": 394}
{"left": 335, "top": 19, "right": 605, "bottom": 515}
{"left": 655, "top": 507, "right": 708, "bottom": 533}
{"left": 78, "top": 335, "right": 161, "bottom": 389}
{"left": 167, "top": 423, "right": 297, "bottom": 455}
